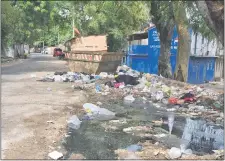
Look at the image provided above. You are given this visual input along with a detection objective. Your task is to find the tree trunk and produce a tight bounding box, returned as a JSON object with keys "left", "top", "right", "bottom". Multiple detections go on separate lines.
{"left": 158, "top": 27, "right": 174, "bottom": 78}
{"left": 1, "top": 42, "right": 7, "bottom": 57}
{"left": 150, "top": 1, "right": 175, "bottom": 78}
{"left": 173, "top": 1, "right": 191, "bottom": 82}
{"left": 196, "top": 1, "right": 224, "bottom": 46}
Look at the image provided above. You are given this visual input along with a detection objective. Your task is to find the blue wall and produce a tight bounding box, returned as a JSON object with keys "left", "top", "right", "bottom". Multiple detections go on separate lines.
{"left": 127, "top": 27, "right": 216, "bottom": 84}
{"left": 187, "top": 56, "right": 216, "bottom": 84}
{"left": 127, "top": 26, "right": 179, "bottom": 75}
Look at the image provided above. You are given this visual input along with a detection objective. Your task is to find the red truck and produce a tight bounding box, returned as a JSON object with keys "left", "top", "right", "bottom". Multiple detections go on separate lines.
{"left": 53, "top": 48, "right": 65, "bottom": 59}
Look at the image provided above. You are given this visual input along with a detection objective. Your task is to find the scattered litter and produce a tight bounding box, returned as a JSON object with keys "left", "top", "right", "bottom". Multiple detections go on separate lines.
{"left": 47, "top": 87, "right": 52, "bottom": 91}
{"left": 126, "top": 144, "right": 142, "bottom": 152}
{"left": 47, "top": 120, "right": 54, "bottom": 124}
{"left": 67, "top": 115, "right": 81, "bottom": 129}
{"left": 167, "top": 108, "right": 176, "bottom": 112}
{"left": 54, "top": 75, "right": 63, "bottom": 82}
{"left": 168, "top": 114, "right": 174, "bottom": 134}
{"left": 48, "top": 151, "right": 63, "bottom": 160}
{"left": 83, "top": 103, "right": 115, "bottom": 120}
{"left": 155, "top": 91, "right": 164, "bottom": 101}
{"left": 183, "top": 149, "right": 193, "bottom": 155}
{"left": 99, "top": 72, "right": 108, "bottom": 78}
{"left": 154, "top": 134, "right": 166, "bottom": 138}
{"left": 124, "top": 95, "right": 135, "bottom": 103}
{"left": 109, "top": 119, "right": 127, "bottom": 124}
{"left": 114, "top": 82, "right": 125, "bottom": 88}
{"left": 168, "top": 147, "right": 182, "bottom": 159}
{"left": 123, "top": 126, "right": 151, "bottom": 133}
{"left": 115, "top": 75, "right": 139, "bottom": 85}
{"left": 95, "top": 84, "right": 101, "bottom": 93}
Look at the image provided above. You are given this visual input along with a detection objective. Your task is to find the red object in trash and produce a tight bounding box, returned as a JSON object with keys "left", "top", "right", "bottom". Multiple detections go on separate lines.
{"left": 168, "top": 97, "right": 178, "bottom": 104}
{"left": 183, "top": 97, "right": 196, "bottom": 103}
{"left": 114, "top": 82, "right": 125, "bottom": 88}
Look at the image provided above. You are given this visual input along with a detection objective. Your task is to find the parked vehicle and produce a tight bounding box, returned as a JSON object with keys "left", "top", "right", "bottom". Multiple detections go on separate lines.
{"left": 53, "top": 48, "right": 65, "bottom": 59}
{"left": 41, "top": 47, "right": 48, "bottom": 54}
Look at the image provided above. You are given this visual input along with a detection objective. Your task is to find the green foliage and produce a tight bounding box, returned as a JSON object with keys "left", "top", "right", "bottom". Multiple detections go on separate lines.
{"left": 1, "top": 1, "right": 22, "bottom": 46}
{"left": 186, "top": 1, "right": 216, "bottom": 40}
{"left": 2, "top": 1, "right": 149, "bottom": 51}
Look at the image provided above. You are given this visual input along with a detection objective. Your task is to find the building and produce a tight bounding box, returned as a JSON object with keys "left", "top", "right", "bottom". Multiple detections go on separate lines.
{"left": 126, "top": 25, "right": 224, "bottom": 84}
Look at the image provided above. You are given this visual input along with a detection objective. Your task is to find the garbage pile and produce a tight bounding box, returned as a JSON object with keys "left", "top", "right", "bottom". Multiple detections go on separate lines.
{"left": 97, "top": 65, "right": 224, "bottom": 119}
{"left": 39, "top": 65, "right": 223, "bottom": 121}
{"left": 37, "top": 71, "right": 114, "bottom": 83}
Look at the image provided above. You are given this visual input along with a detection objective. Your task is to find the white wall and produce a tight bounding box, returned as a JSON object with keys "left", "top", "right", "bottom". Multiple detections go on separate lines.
{"left": 24, "top": 44, "right": 29, "bottom": 54}
{"left": 130, "top": 38, "right": 148, "bottom": 45}
{"left": 190, "top": 32, "right": 223, "bottom": 56}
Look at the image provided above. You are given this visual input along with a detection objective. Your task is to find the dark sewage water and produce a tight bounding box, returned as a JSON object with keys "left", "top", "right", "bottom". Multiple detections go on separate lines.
{"left": 62, "top": 99, "right": 224, "bottom": 159}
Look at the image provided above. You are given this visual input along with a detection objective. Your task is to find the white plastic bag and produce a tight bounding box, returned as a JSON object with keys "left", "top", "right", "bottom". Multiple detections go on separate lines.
{"left": 83, "top": 103, "right": 101, "bottom": 114}
{"left": 83, "top": 103, "right": 115, "bottom": 120}
{"left": 81, "top": 75, "right": 90, "bottom": 82}
{"left": 168, "top": 147, "right": 182, "bottom": 159}
{"left": 124, "top": 95, "right": 135, "bottom": 102}
{"left": 54, "top": 75, "right": 63, "bottom": 82}
{"left": 99, "top": 72, "right": 108, "bottom": 78}
{"left": 155, "top": 91, "right": 164, "bottom": 100}
{"left": 67, "top": 115, "right": 81, "bottom": 129}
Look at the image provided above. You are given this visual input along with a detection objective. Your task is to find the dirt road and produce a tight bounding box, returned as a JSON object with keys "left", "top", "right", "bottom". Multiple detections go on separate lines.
{"left": 1, "top": 53, "right": 88, "bottom": 159}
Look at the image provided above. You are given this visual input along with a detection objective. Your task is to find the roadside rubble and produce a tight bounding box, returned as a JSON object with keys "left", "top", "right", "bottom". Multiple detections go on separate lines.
{"left": 40, "top": 65, "right": 223, "bottom": 159}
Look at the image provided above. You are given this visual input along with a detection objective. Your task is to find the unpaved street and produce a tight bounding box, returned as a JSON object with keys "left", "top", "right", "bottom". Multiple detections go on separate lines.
{"left": 1, "top": 53, "right": 87, "bottom": 159}
{"left": 1, "top": 53, "right": 224, "bottom": 160}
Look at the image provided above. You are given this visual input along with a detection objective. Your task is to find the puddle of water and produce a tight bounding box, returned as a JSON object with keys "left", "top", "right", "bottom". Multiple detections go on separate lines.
{"left": 63, "top": 121, "right": 141, "bottom": 159}
{"left": 62, "top": 99, "right": 224, "bottom": 158}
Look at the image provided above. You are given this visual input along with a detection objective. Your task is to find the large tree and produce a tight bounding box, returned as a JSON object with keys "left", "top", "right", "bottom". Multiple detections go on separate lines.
{"left": 150, "top": 1, "right": 175, "bottom": 78}
{"left": 196, "top": 0, "right": 224, "bottom": 46}
{"left": 172, "top": 1, "right": 191, "bottom": 82}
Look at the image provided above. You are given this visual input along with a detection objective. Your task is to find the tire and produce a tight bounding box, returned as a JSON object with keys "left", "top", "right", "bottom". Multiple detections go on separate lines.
{"left": 58, "top": 54, "right": 65, "bottom": 60}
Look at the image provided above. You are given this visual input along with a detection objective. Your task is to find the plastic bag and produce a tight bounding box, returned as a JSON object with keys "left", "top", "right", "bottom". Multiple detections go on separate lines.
{"left": 168, "top": 147, "right": 182, "bottom": 159}
{"left": 95, "top": 84, "right": 101, "bottom": 93}
{"left": 83, "top": 103, "right": 100, "bottom": 114}
{"left": 155, "top": 91, "right": 164, "bottom": 100}
{"left": 124, "top": 95, "right": 135, "bottom": 102}
{"left": 99, "top": 72, "right": 108, "bottom": 78}
{"left": 124, "top": 95, "right": 135, "bottom": 104}
{"left": 54, "top": 75, "right": 63, "bottom": 82}
{"left": 168, "top": 97, "right": 178, "bottom": 104}
{"left": 126, "top": 144, "right": 142, "bottom": 152}
{"left": 168, "top": 114, "right": 174, "bottom": 134}
{"left": 67, "top": 115, "right": 81, "bottom": 129}
{"left": 81, "top": 75, "right": 90, "bottom": 82}
{"left": 83, "top": 103, "right": 115, "bottom": 120}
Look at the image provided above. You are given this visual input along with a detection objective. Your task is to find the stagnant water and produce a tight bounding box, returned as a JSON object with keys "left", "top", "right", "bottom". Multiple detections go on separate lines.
{"left": 62, "top": 99, "right": 224, "bottom": 159}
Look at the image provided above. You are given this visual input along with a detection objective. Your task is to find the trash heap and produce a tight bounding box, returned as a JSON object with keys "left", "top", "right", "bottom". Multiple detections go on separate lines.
{"left": 46, "top": 65, "right": 224, "bottom": 160}
{"left": 39, "top": 65, "right": 224, "bottom": 121}
{"left": 37, "top": 71, "right": 114, "bottom": 83}
{"left": 96, "top": 65, "right": 224, "bottom": 121}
